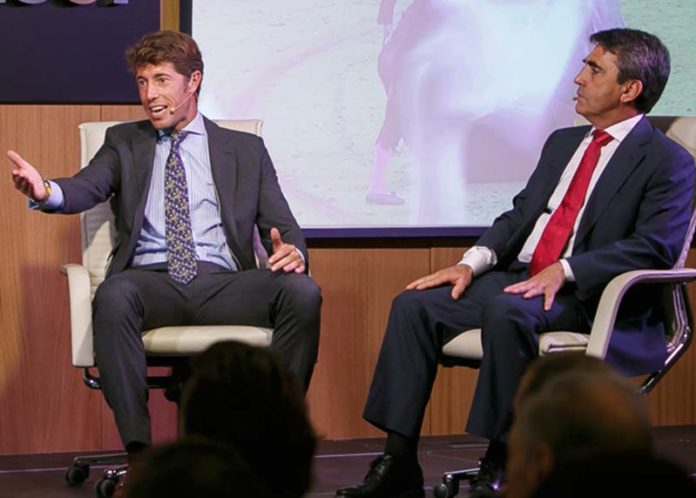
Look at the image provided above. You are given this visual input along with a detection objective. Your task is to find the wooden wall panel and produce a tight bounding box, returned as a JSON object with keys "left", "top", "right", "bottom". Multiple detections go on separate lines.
{"left": 648, "top": 341, "right": 696, "bottom": 424}
{"left": 0, "top": 105, "right": 102, "bottom": 454}
{"left": 306, "top": 244, "right": 431, "bottom": 439}
{"left": 1, "top": 104, "right": 696, "bottom": 456}
{"left": 160, "top": 0, "right": 180, "bottom": 32}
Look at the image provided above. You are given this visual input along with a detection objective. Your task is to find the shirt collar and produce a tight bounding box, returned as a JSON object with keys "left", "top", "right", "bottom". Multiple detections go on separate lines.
{"left": 588, "top": 113, "right": 644, "bottom": 144}
{"left": 157, "top": 112, "right": 207, "bottom": 140}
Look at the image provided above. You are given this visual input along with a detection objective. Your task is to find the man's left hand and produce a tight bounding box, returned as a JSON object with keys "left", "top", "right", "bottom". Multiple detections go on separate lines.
{"left": 504, "top": 262, "right": 566, "bottom": 311}
{"left": 268, "top": 227, "right": 305, "bottom": 273}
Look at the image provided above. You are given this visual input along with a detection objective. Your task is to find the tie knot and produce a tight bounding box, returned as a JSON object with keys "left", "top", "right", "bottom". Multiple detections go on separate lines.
{"left": 591, "top": 129, "right": 613, "bottom": 147}
{"left": 169, "top": 130, "right": 190, "bottom": 149}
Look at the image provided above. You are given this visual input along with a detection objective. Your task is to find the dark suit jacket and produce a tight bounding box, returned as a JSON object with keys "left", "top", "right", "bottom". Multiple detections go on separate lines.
{"left": 54, "top": 117, "right": 307, "bottom": 277}
{"left": 477, "top": 116, "right": 695, "bottom": 375}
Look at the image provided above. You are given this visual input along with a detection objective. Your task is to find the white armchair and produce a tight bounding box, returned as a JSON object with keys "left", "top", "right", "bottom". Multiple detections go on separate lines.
{"left": 65, "top": 119, "right": 271, "bottom": 370}
{"left": 433, "top": 116, "right": 696, "bottom": 498}
{"left": 440, "top": 116, "right": 696, "bottom": 387}
{"left": 63, "top": 119, "right": 273, "bottom": 496}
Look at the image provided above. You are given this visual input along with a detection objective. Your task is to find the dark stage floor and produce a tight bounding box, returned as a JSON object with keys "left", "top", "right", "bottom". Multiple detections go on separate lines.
{"left": 1, "top": 426, "right": 695, "bottom": 498}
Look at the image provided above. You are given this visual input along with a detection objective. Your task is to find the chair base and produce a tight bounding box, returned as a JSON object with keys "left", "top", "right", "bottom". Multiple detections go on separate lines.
{"left": 97, "top": 465, "right": 128, "bottom": 498}
{"left": 71, "top": 359, "right": 188, "bottom": 497}
{"left": 66, "top": 452, "right": 128, "bottom": 497}
{"left": 432, "top": 467, "right": 479, "bottom": 498}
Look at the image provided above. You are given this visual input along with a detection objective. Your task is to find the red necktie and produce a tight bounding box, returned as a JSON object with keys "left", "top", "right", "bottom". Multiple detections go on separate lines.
{"left": 529, "top": 129, "right": 614, "bottom": 276}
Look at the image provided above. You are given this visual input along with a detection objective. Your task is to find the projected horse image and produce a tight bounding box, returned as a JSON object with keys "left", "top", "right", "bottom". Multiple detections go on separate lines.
{"left": 370, "top": 0, "right": 623, "bottom": 224}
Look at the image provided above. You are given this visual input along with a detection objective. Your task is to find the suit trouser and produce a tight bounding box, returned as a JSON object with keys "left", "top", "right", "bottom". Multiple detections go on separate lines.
{"left": 363, "top": 268, "right": 590, "bottom": 443}
{"left": 92, "top": 262, "right": 322, "bottom": 448}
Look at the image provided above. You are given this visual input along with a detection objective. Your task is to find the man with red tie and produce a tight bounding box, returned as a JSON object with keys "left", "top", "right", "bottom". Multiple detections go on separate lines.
{"left": 336, "top": 28, "right": 695, "bottom": 498}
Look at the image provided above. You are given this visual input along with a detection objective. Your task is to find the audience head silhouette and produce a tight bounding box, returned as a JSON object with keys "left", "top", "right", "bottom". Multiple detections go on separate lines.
{"left": 512, "top": 353, "right": 619, "bottom": 412}
{"left": 533, "top": 450, "right": 696, "bottom": 498}
{"left": 180, "top": 340, "right": 317, "bottom": 498}
{"left": 124, "top": 438, "right": 273, "bottom": 498}
{"left": 506, "top": 355, "right": 654, "bottom": 498}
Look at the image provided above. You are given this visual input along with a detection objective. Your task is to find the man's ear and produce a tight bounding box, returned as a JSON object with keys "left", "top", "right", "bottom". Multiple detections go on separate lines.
{"left": 188, "top": 70, "right": 202, "bottom": 94}
{"left": 620, "top": 79, "right": 643, "bottom": 105}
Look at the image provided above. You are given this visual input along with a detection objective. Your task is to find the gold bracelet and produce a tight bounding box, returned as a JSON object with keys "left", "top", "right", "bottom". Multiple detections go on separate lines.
{"left": 40, "top": 179, "right": 52, "bottom": 203}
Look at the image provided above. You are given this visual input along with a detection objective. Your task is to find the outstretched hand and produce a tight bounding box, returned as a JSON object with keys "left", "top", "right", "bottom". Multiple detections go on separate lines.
{"left": 504, "top": 262, "right": 566, "bottom": 310}
{"left": 405, "top": 264, "right": 474, "bottom": 300}
{"left": 8, "top": 150, "right": 47, "bottom": 202}
{"left": 268, "top": 227, "right": 305, "bottom": 273}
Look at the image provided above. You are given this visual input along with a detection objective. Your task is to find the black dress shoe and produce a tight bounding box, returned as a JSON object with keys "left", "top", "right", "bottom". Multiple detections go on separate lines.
{"left": 469, "top": 458, "right": 503, "bottom": 498}
{"left": 336, "top": 454, "right": 424, "bottom": 498}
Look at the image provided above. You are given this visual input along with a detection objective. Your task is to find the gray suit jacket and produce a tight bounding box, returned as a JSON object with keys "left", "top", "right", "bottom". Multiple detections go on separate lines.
{"left": 55, "top": 117, "right": 307, "bottom": 276}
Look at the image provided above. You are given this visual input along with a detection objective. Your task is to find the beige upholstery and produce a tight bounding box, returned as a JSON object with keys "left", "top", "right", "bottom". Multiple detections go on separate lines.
{"left": 63, "top": 119, "right": 272, "bottom": 368}
{"left": 442, "top": 116, "right": 696, "bottom": 378}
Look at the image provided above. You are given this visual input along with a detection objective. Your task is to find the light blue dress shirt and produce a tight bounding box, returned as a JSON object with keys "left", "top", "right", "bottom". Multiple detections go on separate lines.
{"left": 38, "top": 113, "right": 237, "bottom": 271}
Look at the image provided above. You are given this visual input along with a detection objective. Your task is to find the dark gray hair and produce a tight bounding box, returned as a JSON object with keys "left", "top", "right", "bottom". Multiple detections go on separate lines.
{"left": 590, "top": 28, "right": 670, "bottom": 113}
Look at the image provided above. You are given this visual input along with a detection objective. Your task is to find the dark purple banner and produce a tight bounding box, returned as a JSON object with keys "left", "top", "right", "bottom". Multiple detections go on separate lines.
{"left": 0, "top": 0, "right": 159, "bottom": 103}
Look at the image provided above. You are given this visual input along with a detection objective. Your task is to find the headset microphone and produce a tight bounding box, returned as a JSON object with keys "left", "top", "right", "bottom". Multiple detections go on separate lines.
{"left": 169, "top": 91, "right": 194, "bottom": 114}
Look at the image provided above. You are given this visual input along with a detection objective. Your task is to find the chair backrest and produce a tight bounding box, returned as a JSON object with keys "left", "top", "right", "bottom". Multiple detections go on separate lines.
{"left": 649, "top": 116, "right": 696, "bottom": 161}
{"left": 648, "top": 117, "right": 696, "bottom": 358}
{"left": 78, "top": 119, "right": 264, "bottom": 297}
{"left": 651, "top": 116, "right": 696, "bottom": 267}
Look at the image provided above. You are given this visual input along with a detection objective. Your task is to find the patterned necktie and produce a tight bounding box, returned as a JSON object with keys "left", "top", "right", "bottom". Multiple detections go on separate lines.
{"left": 529, "top": 129, "right": 614, "bottom": 276}
{"left": 164, "top": 130, "right": 198, "bottom": 284}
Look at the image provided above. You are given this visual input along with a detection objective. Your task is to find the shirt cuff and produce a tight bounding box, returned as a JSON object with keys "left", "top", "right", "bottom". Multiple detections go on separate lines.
{"left": 28, "top": 180, "right": 65, "bottom": 211}
{"left": 559, "top": 259, "right": 575, "bottom": 281}
{"left": 458, "top": 246, "right": 497, "bottom": 277}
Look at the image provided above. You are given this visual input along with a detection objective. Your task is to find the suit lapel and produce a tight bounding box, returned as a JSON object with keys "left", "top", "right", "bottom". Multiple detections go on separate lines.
{"left": 131, "top": 122, "right": 158, "bottom": 234}
{"left": 132, "top": 122, "right": 157, "bottom": 197}
{"left": 539, "top": 129, "right": 588, "bottom": 207}
{"left": 574, "top": 117, "right": 651, "bottom": 246}
{"left": 504, "top": 128, "right": 587, "bottom": 259}
{"left": 204, "top": 118, "right": 246, "bottom": 264}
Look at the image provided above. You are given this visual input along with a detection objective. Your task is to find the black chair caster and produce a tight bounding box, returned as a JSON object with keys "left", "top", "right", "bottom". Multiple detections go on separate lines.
{"left": 65, "top": 462, "right": 90, "bottom": 486}
{"left": 94, "top": 465, "right": 128, "bottom": 498}
{"left": 433, "top": 467, "right": 479, "bottom": 498}
{"left": 433, "top": 481, "right": 457, "bottom": 498}
{"left": 95, "top": 476, "right": 118, "bottom": 498}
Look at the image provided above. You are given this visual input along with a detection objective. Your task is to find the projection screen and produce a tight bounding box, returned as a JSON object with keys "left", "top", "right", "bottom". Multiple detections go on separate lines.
{"left": 190, "top": 0, "right": 695, "bottom": 235}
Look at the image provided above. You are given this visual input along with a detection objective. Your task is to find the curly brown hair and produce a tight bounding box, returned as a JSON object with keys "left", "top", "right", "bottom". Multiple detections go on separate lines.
{"left": 125, "top": 30, "right": 204, "bottom": 95}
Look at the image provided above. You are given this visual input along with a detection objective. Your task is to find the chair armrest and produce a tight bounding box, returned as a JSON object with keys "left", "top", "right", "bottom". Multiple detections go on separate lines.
{"left": 61, "top": 263, "right": 95, "bottom": 367}
{"left": 585, "top": 268, "right": 696, "bottom": 359}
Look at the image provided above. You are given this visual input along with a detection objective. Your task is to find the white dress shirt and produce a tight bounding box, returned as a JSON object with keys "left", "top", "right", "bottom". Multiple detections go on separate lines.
{"left": 459, "top": 114, "right": 644, "bottom": 280}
